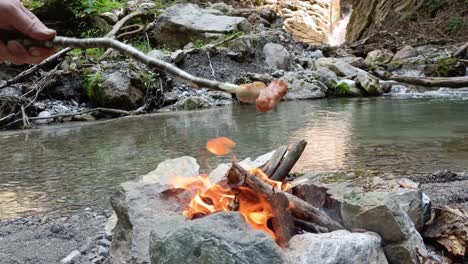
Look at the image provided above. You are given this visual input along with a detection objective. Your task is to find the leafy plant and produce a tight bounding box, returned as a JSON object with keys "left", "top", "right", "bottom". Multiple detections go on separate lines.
{"left": 447, "top": 16, "right": 466, "bottom": 33}
{"left": 83, "top": 71, "right": 105, "bottom": 103}
{"left": 193, "top": 40, "right": 205, "bottom": 49}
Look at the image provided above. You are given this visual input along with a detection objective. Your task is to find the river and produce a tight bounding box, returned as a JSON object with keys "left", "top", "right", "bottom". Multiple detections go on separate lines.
{"left": 2, "top": 95, "right": 468, "bottom": 219}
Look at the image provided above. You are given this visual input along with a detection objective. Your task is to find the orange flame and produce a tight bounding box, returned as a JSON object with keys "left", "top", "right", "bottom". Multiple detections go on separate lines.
{"left": 171, "top": 168, "right": 289, "bottom": 241}
{"left": 206, "top": 137, "right": 236, "bottom": 156}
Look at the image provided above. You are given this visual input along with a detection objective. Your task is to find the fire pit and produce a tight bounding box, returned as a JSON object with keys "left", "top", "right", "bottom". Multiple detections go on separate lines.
{"left": 108, "top": 137, "right": 445, "bottom": 264}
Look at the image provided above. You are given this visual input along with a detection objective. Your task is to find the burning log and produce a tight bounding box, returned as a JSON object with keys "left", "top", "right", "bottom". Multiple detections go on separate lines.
{"left": 263, "top": 145, "right": 288, "bottom": 177}
{"left": 227, "top": 162, "right": 345, "bottom": 232}
{"left": 270, "top": 140, "right": 307, "bottom": 181}
{"left": 268, "top": 192, "right": 295, "bottom": 247}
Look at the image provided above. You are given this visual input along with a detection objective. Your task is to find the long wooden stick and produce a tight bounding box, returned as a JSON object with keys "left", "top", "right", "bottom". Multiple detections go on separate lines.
{"left": 45, "top": 37, "right": 240, "bottom": 93}
{"left": 228, "top": 162, "right": 345, "bottom": 231}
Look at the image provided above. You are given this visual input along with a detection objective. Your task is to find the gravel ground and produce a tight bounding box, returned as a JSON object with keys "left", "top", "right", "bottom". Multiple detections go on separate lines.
{"left": 0, "top": 209, "right": 112, "bottom": 264}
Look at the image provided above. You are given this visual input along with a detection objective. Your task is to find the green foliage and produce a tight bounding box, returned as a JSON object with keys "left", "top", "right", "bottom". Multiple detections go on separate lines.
{"left": 142, "top": 73, "right": 160, "bottom": 88}
{"left": 83, "top": 71, "right": 105, "bottom": 103}
{"left": 193, "top": 40, "right": 205, "bottom": 49}
{"left": 447, "top": 16, "right": 466, "bottom": 33}
{"left": 129, "top": 40, "right": 152, "bottom": 53}
{"left": 329, "top": 82, "right": 355, "bottom": 97}
{"left": 425, "top": 57, "right": 460, "bottom": 77}
{"left": 25, "top": 0, "right": 125, "bottom": 17}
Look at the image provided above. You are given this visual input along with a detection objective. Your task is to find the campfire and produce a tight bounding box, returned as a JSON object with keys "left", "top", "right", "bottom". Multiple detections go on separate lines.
{"left": 170, "top": 137, "right": 343, "bottom": 247}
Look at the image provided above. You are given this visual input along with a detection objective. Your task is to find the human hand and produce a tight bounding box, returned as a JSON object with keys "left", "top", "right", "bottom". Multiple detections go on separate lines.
{"left": 0, "top": 0, "right": 56, "bottom": 64}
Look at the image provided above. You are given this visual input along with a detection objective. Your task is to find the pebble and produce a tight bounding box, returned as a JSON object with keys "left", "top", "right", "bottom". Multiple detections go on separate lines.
{"left": 97, "top": 245, "right": 109, "bottom": 257}
{"left": 98, "top": 238, "right": 111, "bottom": 247}
{"left": 60, "top": 250, "right": 81, "bottom": 264}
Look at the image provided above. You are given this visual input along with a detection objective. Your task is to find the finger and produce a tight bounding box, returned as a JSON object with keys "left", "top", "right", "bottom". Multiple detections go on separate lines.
{"left": 29, "top": 47, "right": 56, "bottom": 58}
{"left": 11, "top": 1, "right": 56, "bottom": 40}
{"left": 7, "top": 41, "right": 29, "bottom": 57}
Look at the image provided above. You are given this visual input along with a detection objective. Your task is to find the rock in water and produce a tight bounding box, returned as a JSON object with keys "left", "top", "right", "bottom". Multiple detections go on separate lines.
{"left": 281, "top": 70, "right": 328, "bottom": 100}
{"left": 263, "top": 43, "right": 290, "bottom": 70}
{"left": 285, "top": 230, "right": 388, "bottom": 264}
{"left": 149, "top": 212, "right": 286, "bottom": 264}
{"left": 355, "top": 71, "right": 383, "bottom": 96}
{"left": 152, "top": 4, "right": 249, "bottom": 48}
{"left": 110, "top": 156, "right": 200, "bottom": 264}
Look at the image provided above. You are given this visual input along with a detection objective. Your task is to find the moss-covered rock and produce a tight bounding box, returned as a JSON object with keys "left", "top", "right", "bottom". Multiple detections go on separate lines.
{"left": 328, "top": 80, "right": 362, "bottom": 97}
{"left": 423, "top": 57, "right": 466, "bottom": 77}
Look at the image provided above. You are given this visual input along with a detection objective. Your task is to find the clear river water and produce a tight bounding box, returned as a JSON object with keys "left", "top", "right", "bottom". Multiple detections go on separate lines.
{"left": 2, "top": 95, "right": 468, "bottom": 219}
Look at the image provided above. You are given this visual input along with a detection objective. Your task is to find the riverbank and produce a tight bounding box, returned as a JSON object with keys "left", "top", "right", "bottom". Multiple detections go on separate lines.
{"left": 0, "top": 1, "right": 466, "bottom": 130}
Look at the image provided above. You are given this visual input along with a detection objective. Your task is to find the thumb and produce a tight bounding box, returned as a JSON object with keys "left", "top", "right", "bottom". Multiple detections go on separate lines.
{"left": 12, "top": 2, "right": 55, "bottom": 40}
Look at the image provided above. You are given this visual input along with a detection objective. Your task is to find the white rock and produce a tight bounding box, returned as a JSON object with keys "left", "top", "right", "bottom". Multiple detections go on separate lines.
{"left": 264, "top": 43, "right": 290, "bottom": 70}
{"left": 286, "top": 230, "right": 388, "bottom": 264}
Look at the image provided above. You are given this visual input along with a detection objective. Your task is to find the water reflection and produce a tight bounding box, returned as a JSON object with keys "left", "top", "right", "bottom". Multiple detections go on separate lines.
{"left": 1, "top": 98, "right": 468, "bottom": 219}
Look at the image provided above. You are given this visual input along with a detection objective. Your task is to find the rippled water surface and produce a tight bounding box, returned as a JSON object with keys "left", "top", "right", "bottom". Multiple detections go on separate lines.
{"left": 2, "top": 97, "right": 468, "bottom": 219}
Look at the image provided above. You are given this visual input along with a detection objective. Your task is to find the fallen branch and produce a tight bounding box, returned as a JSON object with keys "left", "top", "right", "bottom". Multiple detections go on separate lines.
{"left": 2, "top": 48, "right": 71, "bottom": 88}
{"left": 454, "top": 41, "right": 468, "bottom": 58}
{"left": 5, "top": 107, "right": 141, "bottom": 128}
{"left": 99, "top": 7, "right": 149, "bottom": 60}
{"left": 228, "top": 162, "right": 345, "bottom": 231}
{"left": 387, "top": 75, "right": 468, "bottom": 88}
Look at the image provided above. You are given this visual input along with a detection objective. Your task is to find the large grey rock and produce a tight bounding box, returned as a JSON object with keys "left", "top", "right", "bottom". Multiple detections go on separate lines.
{"left": 392, "top": 45, "right": 418, "bottom": 62}
{"left": 281, "top": 71, "right": 328, "bottom": 100}
{"left": 355, "top": 71, "right": 383, "bottom": 96}
{"left": 388, "top": 190, "right": 428, "bottom": 231}
{"left": 263, "top": 43, "right": 290, "bottom": 70}
{"left": 101, "top": 70, "right": 144, "bottom": 110}
{"left": 141, "top": 156, "right": 199, "bottom": 187}
{"left": 384, "top": 228, "right": 427, "bottom": 264}
{"left": 149, "top": 212, "right": 286, "bottom": 264}
{"left": 285, "top": 230, "right": 388, "bottom": 264}
{"left": 341, "top": 191, "right": 427, "bottom": 264}
{"left": 365, "top": 49, "right": 394, "bottom": 64}
{"left": 152, "top": 4, "right": 249, "bottom": 48}
{"left": 110, "top": 157, "right": 199, "bottom": 264}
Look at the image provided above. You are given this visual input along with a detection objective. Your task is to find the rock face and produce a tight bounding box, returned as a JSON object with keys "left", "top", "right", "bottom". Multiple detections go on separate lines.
{"left": 282, "top": 0, "right": 340, "bottom": 44}
{"left": 152, "top": 4, "right": 249, "bottom": 48}
{"left": 285, "top": 230, "right": 388, "bottom": 264}
{"left": 341, "top": 192, "right": 428, "bottom": 264}
{"left": 149, "top": 212, "right": 286, "bottom": 264}
{"left": 281, "top": 71, "right": 328, "bottom": 100}
{"left": 110, "top": 156, "right": 199, "bottom": 264}
{"left": 345, "top": 0, "right": 421, "bottom": 42}
{"left": 263, "top": 43, "right": 290, "bottom": 70}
